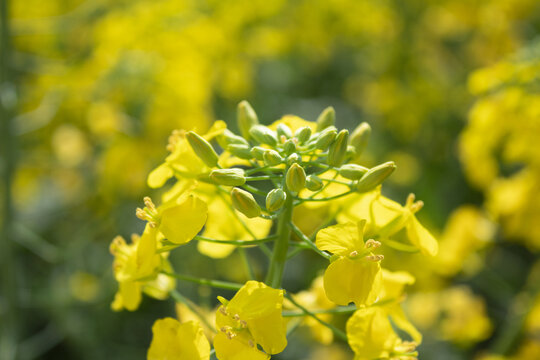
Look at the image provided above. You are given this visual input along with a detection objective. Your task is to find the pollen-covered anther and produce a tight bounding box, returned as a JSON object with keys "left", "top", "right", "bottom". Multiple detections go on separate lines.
{"left": 219, "top": 307, "right": 228, "bottom": 316}
{"left": 410, "top": 200, "right": 424, "bottom": 213}
{"left": 248, "top": 339, "right": 255, "bottom": 348}
{"left": 166, "top": 129, "right": 182, "bottom": 151}
{"left": 365, "top": 239, "right": 381, "bottom": 249}
{"left": 143, "top": 197, "right": 157, "bottom": 212}
{"left": 225, "top": 330, "right": 237, "bottom": 340}
{"left": 239, "top": 320, "right": 248, "bottom": 328}
{"left": 233, "top": 314, "right": 240, "bottom": 321}
{"left": 395, "top": 341, "right": 418, "bottom": 353}
{"left": 365, "top": 254, "right": 384, "bottom": 262}
{"left": 349, "top": 250, "right": 359, "bottom": 258}
{"left": 135, "top": 208, "right": 157, "bottom": 227}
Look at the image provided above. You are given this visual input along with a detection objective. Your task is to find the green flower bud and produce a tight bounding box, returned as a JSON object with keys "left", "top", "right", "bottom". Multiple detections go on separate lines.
{"left": 350, "top": 122, "right": 371, "bottom": 158}
{"left": 306, "top": 174, "right": 324, "bottom": 191}
{"left": 218, "top": 129, "right": 249, "bottom": 148}
{"left": 266, "top": 188, "right": 286, "bottom": 212}
{"left": 339, "top": 164, "right": 369, "bottom": 180}
{"left": 286, "top": 163, "right": 306, "bottom": 193}
{"left": 283, "top": 139, "right": 296, "bottom": 155}
{"left": 327, "top": 129, "right": 349, "bottom": 167}
{"left": 295, "top": 126, "right": 312, "bottom": 144}
{"left": 231, "top": 187, "right": 261, "bottom": 218}
{"left": 315, "top": 127, "right": 337, "bottom": 150}
{"left": 249, "top": 125, "right": 278, "bottom": 147}
{"left": 356, "top": 161, "right": 396, "bottom": 193}
{"left": 237, "top": 100, "right": 259, "bottom": 140}
{"left": 276, "top": 123, "right": 293, "bottom": 139}
{"left": 186, "top": 131, "right": 219, "bottom": 167}
{"left": 316, "top": 106, "right": 335, "bottom": 132}
{"left": 263, "top": 149, "right": 283, "bottom": 166}
{"left": 250, "top": 146, "right": 266, "bottom": 161}
{"left": 210, "top": 168, "right": 246, "bottom": 186}
{"left": 286, "top": 153, "right": 301, "bottom": 165}
{"left": 227, "top": 144, "right": 252, "bottom": 159}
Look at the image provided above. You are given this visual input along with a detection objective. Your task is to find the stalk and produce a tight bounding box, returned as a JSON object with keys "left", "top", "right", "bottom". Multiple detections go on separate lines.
{"left": 265, "top": 189, "right": 293, "bottom": 288}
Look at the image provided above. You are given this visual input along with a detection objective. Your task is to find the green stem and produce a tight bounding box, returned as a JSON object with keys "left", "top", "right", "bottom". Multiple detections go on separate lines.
{"left": 170, "top": 289, "right": 216, "bottom": 332}
{"left": 246, "top": 175, "right": 280, "bottom": 181}
{"left": 163, "top": 271, "right": 243, "bottom": 291}
{"left": 283, "top": 305, "right": 357, "bottom": 317}
{"left": 284, "top": 293, "right": 348, "bottom": 341}
{"left": 289, "top": 222, "right": 331, "bottom": 260}
{"left": 194, "top": 234, "right": 277, "bottom": 246}
{"left": 295, "top": 189, "right": 355, "bottom": 203}
{"left": 265, "top": 189, "right": 294, "bottom": 288}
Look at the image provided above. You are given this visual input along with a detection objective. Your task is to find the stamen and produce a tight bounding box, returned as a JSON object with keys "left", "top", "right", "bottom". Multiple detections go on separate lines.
{"left": 248, "top": 339, "right": 255, "bottom": 348}
{"left": 233, "top": 314, "right": 240, "bottom": 321}
{"left": 410, "top": 200, "right": 424, "bottom": 213}
{"left": 239, "top": 320, "right": 248, "bottom": 328}
{"left": 219, "top": 307, "right": 228, "bottom": 316}
{"left": 365, "top": 239, "right": 381, "bottom": 249}
{"left": 365, "top": 254, "right": 384, "bottom": 262}
{"left": 349, "top": 250, "right": 359, "bottom": 258}
{"left": 406, "top": 193, "right": 416, "bottom": 207}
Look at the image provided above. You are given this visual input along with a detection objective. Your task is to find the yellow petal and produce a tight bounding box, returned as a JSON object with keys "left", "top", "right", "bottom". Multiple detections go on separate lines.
{"left": 380, "top": 269, "right": 415, "bottom": 301}
{"left": 213, "top": 332, "right": 269, "bottom": 360}
{"left": 229, "top": 281, "right": 283, "bottom": 320}
{"left": 147, "top": 163, "right": 173, "bottom": 189}
{"left": 406, "top": 216, "right": 438, "bottom": 256}
{"left": 147, "top": 318, "right": 210, "bottom": 360}
{"left": 136, "top": 225, "right": 161, "bottom": 278}
{"left": 316, "top": 222, "right": 361, "bottom": 255}
{"left": 159, "top": 195, "right": 208, "bottom": 245}
{"left": 247, "top": 308, "right": 288, "bottom": 354}
{"left": 387, "top": 304, "right": 422, "bottom": 343}
{"left": 323, "top": 257, "right": 382, "bottom": 307}
{"left": 347, "top": 307, "right": 399, "bottom": 359}
{"left": 114, "top": 280, "right": 142, "bottom": 311}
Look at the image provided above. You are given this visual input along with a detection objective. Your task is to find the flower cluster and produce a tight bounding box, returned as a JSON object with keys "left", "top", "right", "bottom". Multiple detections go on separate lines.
{"left": 110, "top": 102, "right": 438, "bottom": 359}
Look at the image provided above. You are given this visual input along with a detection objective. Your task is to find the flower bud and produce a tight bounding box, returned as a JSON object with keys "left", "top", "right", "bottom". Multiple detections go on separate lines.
{"left": 295, "top": 126, "right": 312, "bottom": 144}
{"left": 350, "top": 122, "right": 371, "bottom": 158}
{"left": 250, "top": 146, "right": 266, "bottom": 161}
{"left": 286, "top": 163, "right": 306, "bottom": 193}
{"left": 315, "top": 127, "right": 337, "bottom": 150}
{"left": 249, "top": 125, "right": 278, "bottom": 147}
{"left": 266, "top": 188, "right": 286, "bottom": 212}
{"left": 210, "top": 168, "right": 246, "bottom": 186}
{"left": 263, "top": 149, "right": 283, "bottom": 166}
{"left": 286, "top": 153, "right": 301, "bottom": 165}
{"left": 327, "top": 129, "right": 349, "bottom": 167}
{"left": 186, "top": 131, "right": 219, "bottom": 167}
{"left": 237, "top": 100, "right": 259, "bottom": 140}
{"left": 316, "top": 106, "right": 335, "bottom": 132}
{"left": 276, "top": 123, "right": 293, "bottom": 139}
{"left": 306, "top": 174, "right": 323, "bottom": 191}
{"left": 339, "top": 164, "right": 369, "bottom": 180}
{"left": 227, "top": 144, "right": 252, "bottom": 159}
{"left": 231, "top": 187, "right": 261, "bottom": 218}
{"left": 356, "top": 161, "right": 396, "bottom": 193}
{"left": 218, "top": 129, "right": 249, "bottom": 148}
{"left": 283, "top": 139, "right": 296, "bottom": 155}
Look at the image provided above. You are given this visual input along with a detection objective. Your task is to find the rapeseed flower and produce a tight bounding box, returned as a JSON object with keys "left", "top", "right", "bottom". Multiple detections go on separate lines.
{"left": 147, "top": 318, "right": 210, "bottom": 360}
{"left": 214, "top": 281, "right": 287, "bottom": 360}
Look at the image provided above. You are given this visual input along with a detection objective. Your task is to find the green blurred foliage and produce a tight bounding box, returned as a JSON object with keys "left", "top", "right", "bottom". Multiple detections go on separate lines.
{"left": 2, "top": 0, "right": 540, "bottom": 359}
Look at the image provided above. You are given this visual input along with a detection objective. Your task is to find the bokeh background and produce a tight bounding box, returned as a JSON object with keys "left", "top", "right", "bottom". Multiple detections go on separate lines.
{"left": 2, "top": 0, "right": 540, "bottom": 359}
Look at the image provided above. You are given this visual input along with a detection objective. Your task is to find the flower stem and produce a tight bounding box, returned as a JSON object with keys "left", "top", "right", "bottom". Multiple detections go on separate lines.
{"left": 163, "top": 271, "right": 243, "bottom": 291}
{"left": 265, "top": 189, "right": 294, "bottom": 288}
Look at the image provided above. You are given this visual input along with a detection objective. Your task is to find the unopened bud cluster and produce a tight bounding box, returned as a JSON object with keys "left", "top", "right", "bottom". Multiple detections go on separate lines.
{"left": 180, "top": 101, "right": 397, "bottom": 218}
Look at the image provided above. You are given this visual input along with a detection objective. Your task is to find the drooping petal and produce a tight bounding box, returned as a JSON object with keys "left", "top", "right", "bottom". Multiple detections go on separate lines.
{"left": 406, "top": 216, "right": 438, "bottom": 256}
{"left": 347, "top": 307, "right": 400, "bottom": 360}
{"left": 147, "top": 318, "right": 210, "bottom": 360}
{"left": 159, "top": 194, "right": 208, "bottom": 245}
{"left": 323, "top": 257, "right": 382, "bottom": 307}
{"left": 112, "top": 280, "right": 142, "bottom": 311}
{"left": 213, "top": 332, "right": 269, "bottom": 360}
{"left": 147, "top": 163, "right": 174, "bottom": 189}
{"left": 247, "top": 308, "right": 288, "bottom": 354}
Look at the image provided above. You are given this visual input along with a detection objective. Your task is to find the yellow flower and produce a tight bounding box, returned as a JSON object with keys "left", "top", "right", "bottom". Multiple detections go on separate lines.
{"left": 338, "top": 190, "right": 438, "bottom": 256}
{"left": 347, "top": 307, "right": 417, "bottom": 360}
{"left": 110, "top": 225, "right": 169, "bottom": 311}
{"left": 147, "top": 318, "right": 210, "bottom": 360}
{"left": 136, "top": 191, "right": 208, "bottom": 246}
{"left": 214, "top": 281, "right": 287, "bottom": 360}
{"left": 147, "top": 121, "right": 227, "bottom": 189}
{"left": 316, "top": 220, "right": 383, "bottom": 306}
